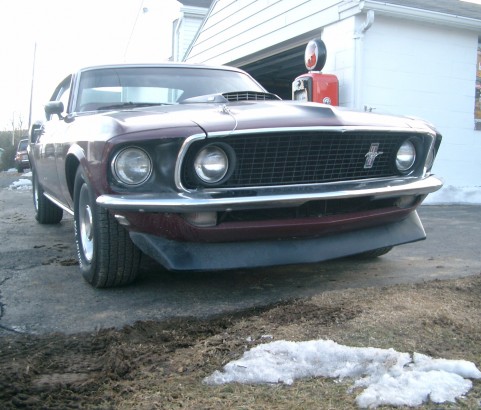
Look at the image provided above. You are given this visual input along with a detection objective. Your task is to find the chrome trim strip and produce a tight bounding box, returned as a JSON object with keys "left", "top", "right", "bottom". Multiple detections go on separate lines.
{"left": 174, "top": 126, "right": 437, "bottom": 193}
{"left": 97, "top": 175, "right": 443, "bottom": 213}
{"left": 44, "top": 193, "right": 74, "bottom": 215}
{"left": 202, "top": 125, "right": 436, "bottom": 136}
{"left": 174, "top": 133, "right": 206, "bottom": 190}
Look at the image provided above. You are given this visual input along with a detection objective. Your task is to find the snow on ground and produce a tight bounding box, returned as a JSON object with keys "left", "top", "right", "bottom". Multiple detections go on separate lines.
{"left": 204, "top": 339, "right": 481, "bottom": 408}
{"left": 424, "top": 185, "right": 481, "bottom": 205}
{"left": 8, "top": 172, "right": 32, "bottom": 191}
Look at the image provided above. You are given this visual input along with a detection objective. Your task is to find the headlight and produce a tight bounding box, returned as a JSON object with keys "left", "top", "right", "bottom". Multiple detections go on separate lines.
{"left": 194, "top": 145, "right": 229, "bottom": 184}
{"left": 396, "top": 140, "right": 416, "bottom": 172}
{"left": 112, "top": 147, "right": 152, "bottom": 186}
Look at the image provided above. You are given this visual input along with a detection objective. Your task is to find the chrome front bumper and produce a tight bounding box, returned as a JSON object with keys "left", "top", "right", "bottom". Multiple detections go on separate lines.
{"left": 96, "top": 175, "right": 443, "bottom": 213}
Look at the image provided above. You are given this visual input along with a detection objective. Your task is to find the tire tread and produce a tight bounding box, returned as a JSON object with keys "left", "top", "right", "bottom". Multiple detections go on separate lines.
{"left": 74, "top": 168, "right": 141, "bottom": 288}
{"left": 33, "top": 170, "right": 63, "bottom": 225}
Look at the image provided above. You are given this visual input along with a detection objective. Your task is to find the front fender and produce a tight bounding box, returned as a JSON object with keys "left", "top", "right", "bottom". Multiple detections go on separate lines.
{"left": 64, "top": 141, "right": 110, "bottom": 205}
{"left": 65, "top": 144, "right": 85, "bottom": 201}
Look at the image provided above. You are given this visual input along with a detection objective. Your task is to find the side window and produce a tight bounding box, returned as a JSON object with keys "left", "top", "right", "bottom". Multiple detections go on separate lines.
{"left": 46, "top": 75, "right": 72, "bottom": 121}
{"left": 58, "top": 86, "right": 70, "bottom": 114}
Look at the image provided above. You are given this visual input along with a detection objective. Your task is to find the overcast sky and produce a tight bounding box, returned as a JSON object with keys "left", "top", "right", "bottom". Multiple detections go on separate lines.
{"left": 0, "top": 0, "right": 180, "bottom": 132}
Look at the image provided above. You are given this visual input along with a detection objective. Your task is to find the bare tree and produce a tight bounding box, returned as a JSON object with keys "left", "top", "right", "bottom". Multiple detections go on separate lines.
{"left": 9, "top": 113, "right": 25, "bottom": 145}
{"left": 17, "top": 115, "right": 24, "bottom": 133}
{"left": 10, "top": 114, "right": 16, "bottom": 146}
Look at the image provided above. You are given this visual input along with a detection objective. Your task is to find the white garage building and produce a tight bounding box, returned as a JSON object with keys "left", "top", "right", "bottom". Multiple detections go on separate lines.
{"left": 178, "top": 0, "right": 481, "bottom": 203}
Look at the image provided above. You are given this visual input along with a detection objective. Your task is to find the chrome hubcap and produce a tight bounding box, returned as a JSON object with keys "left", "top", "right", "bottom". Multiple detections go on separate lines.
{"left": 33, "top": 176, "right": 39, "bottom": 211}
{"left": 79, "top": 184, "right": 94, "bottom": 262}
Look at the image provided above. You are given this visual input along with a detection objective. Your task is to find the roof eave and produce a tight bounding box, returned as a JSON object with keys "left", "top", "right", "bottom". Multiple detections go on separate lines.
{"left": 341, "top": 0, "right": 481, "bottom": 31}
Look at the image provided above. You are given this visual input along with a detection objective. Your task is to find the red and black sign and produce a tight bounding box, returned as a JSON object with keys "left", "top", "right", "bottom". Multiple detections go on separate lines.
{"left": 304, "top": 39, "right": 327, "bottom": 72}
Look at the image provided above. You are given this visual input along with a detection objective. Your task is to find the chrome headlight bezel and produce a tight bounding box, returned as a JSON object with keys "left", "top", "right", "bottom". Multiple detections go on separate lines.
{"left": 425, "top": 145, "right": 436, "bottom": 172}
{"left": 111, "top": 147, "right": 152, "bottom": 187}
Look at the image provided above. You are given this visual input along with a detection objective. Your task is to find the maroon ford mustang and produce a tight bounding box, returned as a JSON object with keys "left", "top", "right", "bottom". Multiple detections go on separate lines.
{"left": 28, "top": 63, "right": 442, "bottom": 288}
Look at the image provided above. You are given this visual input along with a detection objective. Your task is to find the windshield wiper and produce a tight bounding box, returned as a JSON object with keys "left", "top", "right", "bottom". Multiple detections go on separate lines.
{"left": 96, "top": 102, "right": 171, "bottom": 110}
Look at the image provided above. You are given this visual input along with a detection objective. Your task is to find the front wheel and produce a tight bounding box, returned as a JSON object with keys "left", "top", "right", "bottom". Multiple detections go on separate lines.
{"left": 73, "top": 168, "right": 141, "bottom": 288}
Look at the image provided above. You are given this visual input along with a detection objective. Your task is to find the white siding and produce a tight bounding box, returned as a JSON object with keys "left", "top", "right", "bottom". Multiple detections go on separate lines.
{"left": 185, "top": 0, "right": 343, "bottom": 64}
{"left": 172, "top": 5, "right": 210, "bottom": 62}
{"left": 361, "top": 16, "right": 481, "bottom": 190}
{"left": 177, "top": 15, "right": 205, "bottom": 60}
{"left": 321, "top": 17, "right": 357, "bottom": 107}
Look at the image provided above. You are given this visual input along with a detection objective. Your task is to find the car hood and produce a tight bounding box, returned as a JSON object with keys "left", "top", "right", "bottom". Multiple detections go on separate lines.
{"left": 96, "top": 100, "right": 437, "bottom": 138}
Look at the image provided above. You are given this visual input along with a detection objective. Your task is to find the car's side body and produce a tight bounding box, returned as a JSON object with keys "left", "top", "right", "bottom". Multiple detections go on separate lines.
{"left": 28, "top": 63, "right": 442, "bottom": 287}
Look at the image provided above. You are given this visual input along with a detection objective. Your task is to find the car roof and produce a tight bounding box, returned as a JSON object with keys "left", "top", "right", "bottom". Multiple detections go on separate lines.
{"left": 78, "top": 62, "right": 245, "bottom": 74}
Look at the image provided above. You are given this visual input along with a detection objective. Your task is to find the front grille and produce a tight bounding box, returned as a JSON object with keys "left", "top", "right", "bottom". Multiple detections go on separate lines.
{"left": 181, "top": 131, "right": 420, "bottom": 189}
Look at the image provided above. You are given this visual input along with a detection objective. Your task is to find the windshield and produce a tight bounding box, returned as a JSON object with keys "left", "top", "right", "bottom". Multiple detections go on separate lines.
{"left": 17, "top": 140, "right": 28, "bottom": 151}
{"left": 75, "top": 66, "right": 266, "bottom": 112}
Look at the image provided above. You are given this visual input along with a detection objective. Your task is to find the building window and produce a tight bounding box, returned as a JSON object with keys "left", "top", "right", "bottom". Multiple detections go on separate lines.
{"left": 475, "top": 37, "right": 481, "bottom": 130}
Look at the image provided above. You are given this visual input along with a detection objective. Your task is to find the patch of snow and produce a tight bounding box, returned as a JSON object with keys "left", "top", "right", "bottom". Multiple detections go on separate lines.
{"left": 424, "top": 185, "right": 481, "bottom": 205}
{"left": 204, "top": 339, "right": 481, "bottom": 408}
{"left": 9, "top": 178, "right": 32, "bottom": 190}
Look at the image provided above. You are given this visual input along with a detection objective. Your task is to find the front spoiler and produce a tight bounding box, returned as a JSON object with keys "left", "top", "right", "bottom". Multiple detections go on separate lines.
{"left": 97, "top": 175, "right": 443, "bottom": 213}
{"left": 129, "top": 211, "right": 426, "bottom": 271}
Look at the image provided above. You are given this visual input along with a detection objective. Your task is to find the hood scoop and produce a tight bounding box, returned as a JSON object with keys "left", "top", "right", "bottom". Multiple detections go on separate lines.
{"left": 222, "top": 91, "right": 281, "bottom": 102}
{"left": 180, "top": 91, "right": 281, "bottom": 104}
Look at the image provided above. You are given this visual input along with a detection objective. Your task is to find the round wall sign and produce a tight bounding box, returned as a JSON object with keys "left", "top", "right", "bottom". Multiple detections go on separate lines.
{"left": 305, "top": 39, "right": 327, "bottom": 72}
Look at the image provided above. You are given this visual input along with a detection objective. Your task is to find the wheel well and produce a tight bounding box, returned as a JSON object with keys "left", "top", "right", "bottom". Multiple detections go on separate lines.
{"left": 65, "top": 155, "right": 80, "bottom": 200}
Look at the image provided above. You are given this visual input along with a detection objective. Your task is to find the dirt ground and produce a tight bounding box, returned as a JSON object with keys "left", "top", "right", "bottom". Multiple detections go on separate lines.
{"left": 1, "top": 273, "right": 480, "bottom": 410}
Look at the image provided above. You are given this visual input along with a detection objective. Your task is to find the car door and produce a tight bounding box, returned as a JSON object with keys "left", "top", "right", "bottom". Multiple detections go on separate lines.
{"left": 33, "top": 76, "right": 72, "bottom": 206}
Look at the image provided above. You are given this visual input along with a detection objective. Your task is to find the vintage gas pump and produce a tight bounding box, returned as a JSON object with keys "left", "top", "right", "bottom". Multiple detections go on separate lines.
{"left": 292, "top": 39, "right": 339, "bottom": 105}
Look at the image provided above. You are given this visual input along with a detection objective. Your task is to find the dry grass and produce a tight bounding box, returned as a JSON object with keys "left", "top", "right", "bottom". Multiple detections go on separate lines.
{"left": 1, "top": 274, "right": 480, "bottom": 409}
{"left": 117, "top": 274, "right": 481, "bottom": 409}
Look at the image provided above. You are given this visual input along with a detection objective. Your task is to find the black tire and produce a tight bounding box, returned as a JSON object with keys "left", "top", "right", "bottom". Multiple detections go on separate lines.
{"left": 32, "top": 169, "right": 63, "bottom": 224}
{"left": 353, "top": 246, "right": 393, "bottom": 259}
{"left": 73, "top": 167, "right": 141, "bottom": 288}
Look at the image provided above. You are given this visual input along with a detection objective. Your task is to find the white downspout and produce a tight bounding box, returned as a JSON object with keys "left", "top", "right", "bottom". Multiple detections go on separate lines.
{"left": 353, "top": 10, "right": 375, "bottom": 110}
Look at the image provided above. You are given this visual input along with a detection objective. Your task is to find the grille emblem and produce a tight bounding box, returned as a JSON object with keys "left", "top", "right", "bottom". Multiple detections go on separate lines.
{"left": 364, "top": 143, "right": 383, "bottom": 169}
